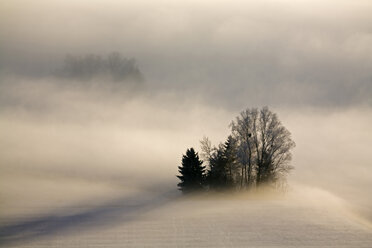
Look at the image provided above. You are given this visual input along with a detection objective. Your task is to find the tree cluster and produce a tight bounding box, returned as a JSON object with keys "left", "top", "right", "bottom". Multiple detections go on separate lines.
{"left": 177, "top": 107, "right": 295, "bottom": 193}
{"left": 58, "top": 52, "right": 143, "bottom": 82}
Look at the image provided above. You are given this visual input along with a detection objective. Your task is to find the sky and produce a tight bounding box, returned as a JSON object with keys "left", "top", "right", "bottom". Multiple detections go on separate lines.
{"left": 1, "top": 0, "right": 372, "bottom": 108}
{"left": 1, "top": 0, "right": 372, "bottom": 221}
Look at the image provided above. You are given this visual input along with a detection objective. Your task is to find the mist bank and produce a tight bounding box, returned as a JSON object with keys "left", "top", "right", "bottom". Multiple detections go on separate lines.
{"left": 1, "top": 78, "right": 371, "bottom": 221}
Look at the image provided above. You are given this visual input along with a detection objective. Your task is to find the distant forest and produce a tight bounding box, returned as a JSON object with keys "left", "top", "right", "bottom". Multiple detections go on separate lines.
{"left": 56, "top": 52, "right": 143, "bottom": 82}
{"left": 177, "top": 107, "right": 295, "bottom": 193}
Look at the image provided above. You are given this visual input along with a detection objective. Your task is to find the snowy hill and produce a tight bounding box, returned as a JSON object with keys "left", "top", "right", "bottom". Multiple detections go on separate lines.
{"left": 1, "top": 186, "right": 372, "bottom": 247}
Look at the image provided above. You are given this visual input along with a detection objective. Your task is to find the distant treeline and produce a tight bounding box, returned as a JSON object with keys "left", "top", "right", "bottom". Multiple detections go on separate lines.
{"left": 57, "top": 52, "right": 143, "bottom": 82}
{"left": 177, "top": 107, "right": 295, "bottom": 193}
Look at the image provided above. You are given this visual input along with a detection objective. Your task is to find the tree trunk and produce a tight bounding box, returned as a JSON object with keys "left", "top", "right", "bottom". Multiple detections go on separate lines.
{"left": 240, "top": 165, "right": 244, "bottom": 188}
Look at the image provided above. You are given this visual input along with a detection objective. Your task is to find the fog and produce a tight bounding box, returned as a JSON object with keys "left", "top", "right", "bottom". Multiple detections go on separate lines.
{"left": 2, "top": 0, "right": 372, "bottom": 107}
{"left": 1, "top": 0, "right": 372, "bottom": 246}
{"left": 1, "top": 79, "right": 371, "bottom": 220}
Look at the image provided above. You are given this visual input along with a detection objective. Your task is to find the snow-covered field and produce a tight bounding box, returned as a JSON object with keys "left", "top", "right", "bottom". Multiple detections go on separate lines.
{"left": 1, "top": 178, "right": 372, "bottom": 247}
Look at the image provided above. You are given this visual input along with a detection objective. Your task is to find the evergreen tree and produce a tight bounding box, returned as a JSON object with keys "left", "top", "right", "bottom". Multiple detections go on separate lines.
{"left": 224, "top": 135, "right": 239, "bottom": 186}
{"left": 206, "top": 145, "right": 228, "bottom": 190}
{"left": 206, "top": 139, "right": 237, "bottom": 190}
{"left": 177, "top": 148, "right": 206, "bottom": 193}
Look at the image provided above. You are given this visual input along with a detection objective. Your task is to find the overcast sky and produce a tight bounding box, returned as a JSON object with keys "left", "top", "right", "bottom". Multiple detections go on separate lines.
{"left": 1, "top": 0, "right": 372, "bottom": 109}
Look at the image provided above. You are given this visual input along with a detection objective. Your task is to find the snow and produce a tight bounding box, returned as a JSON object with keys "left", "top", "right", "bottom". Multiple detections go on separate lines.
{"left": 1, "top": 187, "right": 372, "bottom": 248}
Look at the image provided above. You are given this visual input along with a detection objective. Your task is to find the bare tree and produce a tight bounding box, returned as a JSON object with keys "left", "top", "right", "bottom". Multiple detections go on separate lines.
{"left": 231, "top": 107, "right": 295, "bottom": 188}
{"left": 255, "top": 107, "right": 295, "bottom": 186}
{"left": 200, "top": 136, "right": 213, "bottom": 166}
{"left": 231, "top": 108, "right": 257, "bottom": 188}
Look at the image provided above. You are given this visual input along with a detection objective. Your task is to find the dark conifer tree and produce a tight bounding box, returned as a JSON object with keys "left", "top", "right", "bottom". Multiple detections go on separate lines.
{"left": 177, "top": 148, "right": 206, "bottom": 193}
{"left": 224, "top": 135, "right": 238, "bottom": 186}
{"left": 206, "top": 146, "right": 229, "bottom": 190}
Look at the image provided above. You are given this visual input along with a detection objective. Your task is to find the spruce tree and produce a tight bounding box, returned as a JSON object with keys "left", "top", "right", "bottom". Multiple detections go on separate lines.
{"left": 206, "top": 145, "right": 229, "bottom": 190}
{"left": 224, "top": 135, "right": 239, "bottom": 186}
{"left": 177, "top": 148, "right": 206, "bottom": 193}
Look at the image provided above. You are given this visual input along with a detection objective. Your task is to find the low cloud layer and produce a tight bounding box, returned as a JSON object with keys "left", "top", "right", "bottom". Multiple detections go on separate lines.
{"left": 1, "top": 81, "right": 371, "bottom": 217}
{"left": 1, "top": 0, "right": 372, "bottom": 108}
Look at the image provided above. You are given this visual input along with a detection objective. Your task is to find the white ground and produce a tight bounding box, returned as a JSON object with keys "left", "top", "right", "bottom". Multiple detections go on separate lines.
{"left": 1, "top": 184, "right": 372, "bottom": 248}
